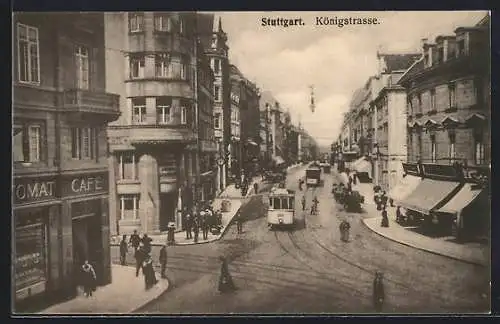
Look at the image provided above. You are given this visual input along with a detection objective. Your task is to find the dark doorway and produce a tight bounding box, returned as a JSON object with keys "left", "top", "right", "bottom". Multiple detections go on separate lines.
{"left": 72, "top": 201, "right": 103, "bottom": 285}
{"left": 159, "top": 193, "right": 176, "bottom": 232}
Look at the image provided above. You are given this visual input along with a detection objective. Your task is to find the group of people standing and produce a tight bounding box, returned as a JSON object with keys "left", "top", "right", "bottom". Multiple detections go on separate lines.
{"left": 374, "top": 188, "right": 390, "bottom": 228}
{"left": 119, "top": 230, "right": 167, "bottom": 290}
{"left": 183, "top": 203, "right": 222, "bottom": 243}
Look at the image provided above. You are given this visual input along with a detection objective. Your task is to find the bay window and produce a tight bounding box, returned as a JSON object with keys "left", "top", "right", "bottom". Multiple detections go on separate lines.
{"left": 71, "top": 127, "right": 97, "bottom": 160}
{"left": 119, "top": 152, "right": 137, "bottom": 180}
{"left": 75, "top": 45, "right": 89, "bottom": 90}
{"left": 155, "top": 53, "right": 171, "bottom": 78}
{"left": 448, "top": 132, "right": 456, "bottom": 164}
{"left": 156, "top": 97, "right": 172, "bottom": 124}
{"left": 120, "top": 195, "right": 139, "bottom": 220}
{"left": 130, "top": 56, "right": 145, "bottom": 79}
{"left": 17, "top": 23, "right": 40, "bottom": 84}
{"left": 132, "top": 98, "right": 146, "bottom": 124}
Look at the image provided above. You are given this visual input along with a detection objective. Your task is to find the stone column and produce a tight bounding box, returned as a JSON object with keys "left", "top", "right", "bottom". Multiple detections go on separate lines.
{"left": 138, "top": 154, "right": 160, "bottom": 234}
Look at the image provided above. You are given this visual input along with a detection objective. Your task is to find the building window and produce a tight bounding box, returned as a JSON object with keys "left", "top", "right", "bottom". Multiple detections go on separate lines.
{"left": 128, "top": 13, "right": 144, "bottom": 33}
{"left": 179, "top": 18, "right": 184, "bottom": 34}
{"left": 449, "top": 132, "right": 456, "bottom": 164}
{"left": 156, "top": 97, "right": 171, "bottom": 124}
{"left": 17, "top": 23, "right": 40, "bottom": 84}
{"left": 71, "top": 127, "right": 96, "bottom": 160}
{"left": 132, "top": 98, "right": 146, "bottom": 124}
{"left": 180, "top": 106, "right": 187, "bottom": 125}
{"left": 180, "top": 60, "right": 187, "bottom": 80}
{"left": 430, "top": 134, "right": 437, "bottom": 163}
{"left": 211, "top": 37, "right": 217, "bottom": 48}
{"left": 154, "top": 53, "right": 171, "bottom": 77}
{"left": 13, "top": 123, "right": 43, "bottom": 163}
{"left": 213, "top": 58, "right": 221, "bottom": 74}
{"left": 154, "top": 14, "right": 171, "bottom": 32}
{"left": 407, "top": 95, "right": 413, "bottom": 115}
{"left": 430, "top": 89, "right": 436, "bottom": 112}
{"left": 75, "top": 45, "right": 89, "bottom": 90}
{"left": 474, "top": 129, "right": 485, "bottom": 165}
{"left": 130, "top": 56, "right": 145, "bottom": 79}
{"left": 120, "top": 195, "right": 139, "bottom": 220}
{"left": 214, "top": 84, "right": 220, "bottom": 101}
{"left": 119, "top": 152, "right": 136, "bottom": 180}
{"left": 214, "top": 113, "right": 221, "bottom": 129}
{"left": 457, "top": 38, "right": 466, "bottom": 56}
{"left": 449, "top": 83, "right": 456, "bottom": 108}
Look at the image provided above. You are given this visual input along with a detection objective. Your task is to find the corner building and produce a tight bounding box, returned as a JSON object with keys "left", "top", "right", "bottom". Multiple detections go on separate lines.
{"left": 13, "top": 13, "right": 119, "bottom": 311}
{"left": 105, "top": 12, "right": 212, "bottom": 235}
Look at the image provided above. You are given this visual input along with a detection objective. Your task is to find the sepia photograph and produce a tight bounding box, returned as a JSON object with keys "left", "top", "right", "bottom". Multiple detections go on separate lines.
{"left": 12, "top": 10, "right": 491, "bottom": 315}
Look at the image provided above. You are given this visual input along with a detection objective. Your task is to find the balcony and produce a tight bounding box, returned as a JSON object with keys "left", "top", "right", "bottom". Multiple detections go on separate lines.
{"left": 63, "top": 89, "right": 120, "bottom": 122}
{"left": 110, "top": 125, "right": 196, "bottom": 146}
{"left": 200, "top": 140, "right": 218, "bottom": 152}
{"left": 14, "top": 84, "right": 59, "bottom": 110}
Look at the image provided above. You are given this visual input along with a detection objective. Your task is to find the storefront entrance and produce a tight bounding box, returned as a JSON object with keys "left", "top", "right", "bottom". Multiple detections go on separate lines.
{"left": 159, "top": 193, "right": 176, "bottom": 232}
{"left": 71, "top": 200, "right": 104, "bottom": 285}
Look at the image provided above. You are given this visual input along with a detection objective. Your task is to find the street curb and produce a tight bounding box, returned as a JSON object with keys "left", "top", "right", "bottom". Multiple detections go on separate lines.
{"left": 361, "top": 217, "right": 487, "bottom": 267}
{"left": 125, "top": 265, "right": 170, "bottom": 314}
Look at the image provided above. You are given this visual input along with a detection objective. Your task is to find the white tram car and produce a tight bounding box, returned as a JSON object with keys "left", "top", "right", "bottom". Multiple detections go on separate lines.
{"left": 267, "top": 187, "right": 296, "bottom": 230}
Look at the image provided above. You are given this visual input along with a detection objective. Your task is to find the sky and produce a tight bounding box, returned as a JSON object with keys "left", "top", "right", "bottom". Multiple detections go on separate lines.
{"left": 211, "top": 11, "right": 488, "bottom": 147}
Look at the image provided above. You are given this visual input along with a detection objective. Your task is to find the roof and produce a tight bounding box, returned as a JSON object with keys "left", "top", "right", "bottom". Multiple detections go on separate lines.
{"left": 259, "top": 90, "right": 280, "bottom": 111}
{"left": 196, "top": 13, "right": 215, "bottom": 50}
{"left": 397, "top": 56, "right": 424, "bottom": 86}
{"left": 379, "top": 53, "right": 421, "bottom": 74}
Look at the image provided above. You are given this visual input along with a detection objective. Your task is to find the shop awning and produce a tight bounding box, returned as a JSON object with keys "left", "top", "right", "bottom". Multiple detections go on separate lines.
{"left": 398, "top": 178, "right": 461, "bottom": 215}
{"left": 436, "top": 183, "right": 484, "bottom": 215}
{"left": 273, "top": 156, "right": 285, "bottom": 165}
{"left": 389, "top": 174, "right": 421, "bottom": 203}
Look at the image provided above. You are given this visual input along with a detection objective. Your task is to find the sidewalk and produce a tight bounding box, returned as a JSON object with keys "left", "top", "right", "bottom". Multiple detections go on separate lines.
{"left": 39, "top": 265, "right": 169, "bottom": 314}
{"left": 362, "top": 216, "right": 489, "bottom": 266}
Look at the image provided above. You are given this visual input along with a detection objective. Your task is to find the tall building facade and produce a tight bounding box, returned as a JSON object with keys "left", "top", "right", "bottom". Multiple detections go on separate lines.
{"left": 199, "top": 15, "right": 230, "bottom": 194}
{"left": 13, "top": 12, "right": 119, "bottom": 311}
{"left": 104, "top": 12, "right": 215, "bottom": 235}
{"left": 228, "top": 65, "right": 242, "bottom": 183}
{"left": 395, "top": 15, "right": 490, "bottom": 240}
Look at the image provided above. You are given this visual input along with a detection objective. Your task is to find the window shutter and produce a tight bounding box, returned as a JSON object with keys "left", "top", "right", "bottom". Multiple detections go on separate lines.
{"left": 90, "top": 47, "right": 99, "bottom": 91}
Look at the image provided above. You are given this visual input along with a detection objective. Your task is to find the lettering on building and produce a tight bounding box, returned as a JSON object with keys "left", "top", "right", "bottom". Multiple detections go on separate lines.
{"left": 14, "top": 180, "right": 56, "bottom": 204}
{"left": 71, "top": 176, "right": 104, "bottom": 194}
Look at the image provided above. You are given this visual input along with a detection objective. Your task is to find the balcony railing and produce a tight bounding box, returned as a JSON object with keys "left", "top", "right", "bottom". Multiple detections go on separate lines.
{"left": 14, "top": 84, "right": 60, "bottom": 109}
{"left": 63, "top": 89, "right": 120, "bottom": 116}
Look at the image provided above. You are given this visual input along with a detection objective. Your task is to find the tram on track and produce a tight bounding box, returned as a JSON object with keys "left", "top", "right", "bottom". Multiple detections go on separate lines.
{"left": 267, "top": 187, "right": 296, "bottom": 230}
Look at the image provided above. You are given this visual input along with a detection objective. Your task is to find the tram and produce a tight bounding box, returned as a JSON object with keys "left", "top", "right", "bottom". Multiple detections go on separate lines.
{"left": 267, "top": 186, "right": 296, "bottom": 230}
{"left": 305, "top": 165, "right": 322, "bottom": 187}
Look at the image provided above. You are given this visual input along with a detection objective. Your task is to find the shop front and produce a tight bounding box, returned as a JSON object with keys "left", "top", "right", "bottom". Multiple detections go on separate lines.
{"left": 60, "top": 172, "right": 111, "bottom": 287}
{"left": 13, "top": 176, "right": 62, "bottom": 312}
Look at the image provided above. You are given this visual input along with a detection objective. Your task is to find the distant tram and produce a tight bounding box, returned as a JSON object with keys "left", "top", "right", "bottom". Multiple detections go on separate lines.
{"left": 267, "top": 187, "right": 296, "bottom": 230}
{"left": 305, "top": 165, "right": 322, "bottom": 187}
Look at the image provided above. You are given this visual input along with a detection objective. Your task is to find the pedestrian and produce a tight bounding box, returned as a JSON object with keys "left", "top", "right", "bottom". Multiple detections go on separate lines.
{"left": 236, "top": 211, "right": 243, "bottom": 234}
{"left": 142, "top": 255, "right": 158, "bottom": 290}
{"left": 353, "top": 172, "right": 357, "bottom": 185}
{"left": 253, "top": 182, "right": 259, "bottom": 195}
{"left": 373, "top": 271, "right": 385, "bottom": 312}
{"left": 218, "top": 256, "right": 236, "bottom": 293}
{"left": 81, "top": 260, "right": 97, "bottom": 297}
{"left": 185, "top": 209, "right": 193, "bottom": 239}
{"left": 119, "top": 235, "right": 128, "bottom": 265}
{"left": 301, "top": 195, "right": 306, "bottom": 211}
{"left": 142, "top": 234, "right": 152, "bottom": 254}
{"left": 311, "top": 196, "right": 319, "bottom": 215}
{"left": 381, "top": 209, "right": 389, "bottom": 228}
{"left": 193, "top": 215, "right": 199, "bottom": 243}
{"left": 396, "top": 206, "right": 402, "bottom": 224}
{"left": 339, "top": 220, "right": 351, "bottom": 242}
{"left": 159, "top": 244, "right": 167, "bottom": 279}
{"left": 298, "top": 178, "right": 303, "bottom": 191}
{"left": 129, "top": 230, "right": 141, "bottom": 253}
{"left": 381, "top": 191, "right": 388, "bottom": 210}
{"left": 134, "top": 245, "right": 146, "bottom": 277}
{"left": 202, "top": 210, "right": 210, "bottom": 240}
